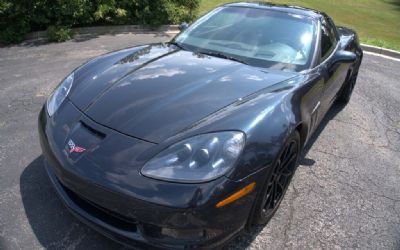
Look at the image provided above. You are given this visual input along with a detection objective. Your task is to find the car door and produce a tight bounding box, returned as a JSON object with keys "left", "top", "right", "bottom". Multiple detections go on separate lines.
{"left": 318, "top": 16, "right": 345, "bottom": 115}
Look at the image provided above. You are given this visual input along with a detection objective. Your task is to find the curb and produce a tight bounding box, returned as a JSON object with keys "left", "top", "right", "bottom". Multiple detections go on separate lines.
{"left": 23, "top": 25, "right": 400, "bottom": 59}
{"left": 24, "top": 25, "right": 180, "bottom": 41}
{"left": 360, "top": 44, "right": 400, "bottom": 59}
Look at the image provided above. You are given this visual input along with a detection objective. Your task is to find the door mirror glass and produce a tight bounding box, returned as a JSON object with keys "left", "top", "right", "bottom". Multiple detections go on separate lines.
{"left": 179, "top": 22, "right": 189, "bottom": 31}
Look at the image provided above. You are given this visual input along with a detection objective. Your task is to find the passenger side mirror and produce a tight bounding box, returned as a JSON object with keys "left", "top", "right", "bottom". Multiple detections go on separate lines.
{"left": 333, "top": 50, "right": 357, "bottom": 64}
{"left": 179, "top": 22, "right": 189, "bottom": 31}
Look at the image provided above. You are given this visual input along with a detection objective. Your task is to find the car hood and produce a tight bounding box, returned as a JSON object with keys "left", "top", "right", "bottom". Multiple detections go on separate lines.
{"left": 70, "top": 44, "right": 296, "bottom": 143}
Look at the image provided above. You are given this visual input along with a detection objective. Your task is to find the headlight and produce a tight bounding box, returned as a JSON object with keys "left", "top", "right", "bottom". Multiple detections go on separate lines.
{"left": 141, "top": 131, "right": 245, "bottom": 183}
{"left": 46, "top": 72, "right": 74, "bottom": 116}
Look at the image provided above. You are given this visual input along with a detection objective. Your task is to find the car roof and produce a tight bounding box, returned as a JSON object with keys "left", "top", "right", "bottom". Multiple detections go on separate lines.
{"left": 224, "top": 2, "right": 325, "bottom": 20}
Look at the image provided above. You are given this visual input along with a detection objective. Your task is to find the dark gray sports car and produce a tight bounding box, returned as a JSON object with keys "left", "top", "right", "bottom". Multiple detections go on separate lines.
{"left": 38, "top": 2, "right": 363, "bottom": 249}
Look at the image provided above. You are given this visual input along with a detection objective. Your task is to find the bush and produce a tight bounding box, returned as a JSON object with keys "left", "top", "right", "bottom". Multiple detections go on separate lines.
{"left": 0, "top": 0, "right": 200, "bottom": 44}
{"left": 0, "top": 0, "right": 30, "bottom": 44}
{"left": 46, "top": 25, "right": 71, "bottom": 42}
{"left": 0, "top": 19, "right": 29, "bottom": 44}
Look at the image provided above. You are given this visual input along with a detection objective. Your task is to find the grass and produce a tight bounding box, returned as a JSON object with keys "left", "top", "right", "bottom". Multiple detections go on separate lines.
{"left": 199, "top": 0, "right": 400, "bottom": 51}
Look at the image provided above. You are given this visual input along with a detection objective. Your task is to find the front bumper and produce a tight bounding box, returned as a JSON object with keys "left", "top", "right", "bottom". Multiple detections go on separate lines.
{"left": 38, "top": 103, "right": 262, "bottom": 249}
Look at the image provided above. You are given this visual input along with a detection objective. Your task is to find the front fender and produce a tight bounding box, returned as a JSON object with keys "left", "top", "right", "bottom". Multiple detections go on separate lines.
{"left": 161, "top": 76, "right": 308, "bottom": 181}
{"left": 228, "top": 90, "right": 302, "bottom": 180}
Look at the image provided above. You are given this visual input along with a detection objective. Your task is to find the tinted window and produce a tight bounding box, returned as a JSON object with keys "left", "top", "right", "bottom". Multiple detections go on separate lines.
{"left": 174, "top": 7, "right": 316, "bottom": 72}
{"left": 327, "top": 17, "right": 338, "bottom": 40}
{"left": 320, "top": 17, "right": 337, "bottom": 60}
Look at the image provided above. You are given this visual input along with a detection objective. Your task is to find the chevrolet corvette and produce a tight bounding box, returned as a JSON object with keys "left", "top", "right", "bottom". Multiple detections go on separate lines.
{"left": 38, "top": 2, "right": 363, "bottom": 249}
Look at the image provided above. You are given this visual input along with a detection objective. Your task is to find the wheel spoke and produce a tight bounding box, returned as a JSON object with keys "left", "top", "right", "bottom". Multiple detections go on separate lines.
{"left": 277, "top": 182, "right": 285, "bottom": 193}
{"left": 280, "top": 168, "right": 293, "bottom": 177}
{"left": 274, "top": 181, "right": 283, "bottom": 204}
{"left": 282, "top": 144, "right": 290, "bottom": 159}
{"left": 270, "top": 180, "right": 277, "bottom": 207}
{"left": 262, "top": 139, "right": 299, "bottom": 215}
{"left": 281, "top": 153, "right": 297, "bottom": 169}
{"left": 263, "top": 181, "right": 274, "bottom": 210}
{"left": 279, "top": 146, "right": 290, "bottom": 168}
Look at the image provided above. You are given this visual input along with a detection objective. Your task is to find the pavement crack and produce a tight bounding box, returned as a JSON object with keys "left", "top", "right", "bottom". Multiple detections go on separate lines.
{"left": 333, "top": 118, "right": 372, "bottom": 133}
{"left": 283, "top": 183, "right": 298, "bottom": 248}
{"left": 313, "top": 149, "right": 359, "bottom": 160}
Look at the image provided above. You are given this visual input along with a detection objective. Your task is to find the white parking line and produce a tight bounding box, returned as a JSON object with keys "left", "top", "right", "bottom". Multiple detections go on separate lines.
{"left": 363, "top": 51, "right": 400, "bottom": 62}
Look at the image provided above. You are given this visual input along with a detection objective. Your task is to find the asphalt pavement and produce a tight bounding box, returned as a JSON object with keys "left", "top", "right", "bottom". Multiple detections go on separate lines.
{"left": 0, "top": 33, "right": 399, "bottom": 250}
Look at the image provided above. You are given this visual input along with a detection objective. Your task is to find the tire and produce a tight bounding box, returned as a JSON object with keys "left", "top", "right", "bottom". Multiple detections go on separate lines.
{"left": 250, "top": 130, "right": 301, "bottom": 225}
{"left": 337, "top": 70, "right": 359, "bottom": 104}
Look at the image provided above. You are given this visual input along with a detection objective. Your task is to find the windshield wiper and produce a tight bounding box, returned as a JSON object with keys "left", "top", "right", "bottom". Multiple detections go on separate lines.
{"left": 169, "top": 41, "right": 188, "bottom": 51}
{"left": 198, "top": 50, "right": 249, "bottom": 65}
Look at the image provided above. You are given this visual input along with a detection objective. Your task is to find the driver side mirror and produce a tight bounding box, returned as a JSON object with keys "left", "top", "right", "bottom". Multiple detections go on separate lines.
{"left": 179, "top": 22, "right": 189, "bottom": 31}
{"left": 333, "top": 50, "right": 357, "bottom": 64}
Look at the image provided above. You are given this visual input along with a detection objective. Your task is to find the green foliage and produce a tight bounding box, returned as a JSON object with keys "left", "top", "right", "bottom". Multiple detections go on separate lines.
{"left": 46, "top": 25, "right": 71, "bottom": 42}
{"left": 0, "top": 0, "right": 30, "bottom": 44}
{"left": 0, "top": 0, "right": 200, "bottom": 44}
{"left": 93, "top": 0, "right": 131, "bottom": 24}
{"left": 161, "top": 0, "right": 200, "bottom": 25}
{"left": 0, "top": 19, "right": 29, "bottom": 44}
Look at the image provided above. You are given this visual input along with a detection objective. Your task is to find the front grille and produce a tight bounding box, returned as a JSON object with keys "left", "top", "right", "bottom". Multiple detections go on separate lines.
{"left": 60, "top": 182, "right": 138, "bottom": 232}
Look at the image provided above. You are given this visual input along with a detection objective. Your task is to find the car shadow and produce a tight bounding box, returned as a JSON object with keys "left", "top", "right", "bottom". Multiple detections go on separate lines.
{"left": 222, "top": 101, "right": 347, "bottom": 249}
{"left": 19, "top": 156, "right": 127, "bottom": 250}
{"left": 299, "top": 101, "right": 346, "bottom": 164}
{"left": 20, "top": 102, "right": 346, "bottom": 250}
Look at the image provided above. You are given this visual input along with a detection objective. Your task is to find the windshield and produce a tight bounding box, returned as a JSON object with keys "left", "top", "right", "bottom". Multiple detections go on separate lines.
{"left": 174, "top": 6, "right": 316, "bottom": 72}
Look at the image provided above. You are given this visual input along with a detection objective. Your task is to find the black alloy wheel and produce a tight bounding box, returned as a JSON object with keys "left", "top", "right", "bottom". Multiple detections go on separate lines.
{"left": 251, "top": 131, "right": 300, "bottom": 225}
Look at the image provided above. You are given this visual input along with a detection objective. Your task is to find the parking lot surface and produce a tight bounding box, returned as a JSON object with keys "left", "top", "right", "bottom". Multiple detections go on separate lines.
{"left": 0, "top": 33, "right": 399, "bottom": 250}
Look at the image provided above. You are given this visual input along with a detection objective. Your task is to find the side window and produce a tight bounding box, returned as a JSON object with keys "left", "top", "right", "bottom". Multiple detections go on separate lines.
{"left": 327, "top": 18, "right": 338, "bottom": 41}
{"left": 320, "top": 17, "right": 337, "bottom": 61}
